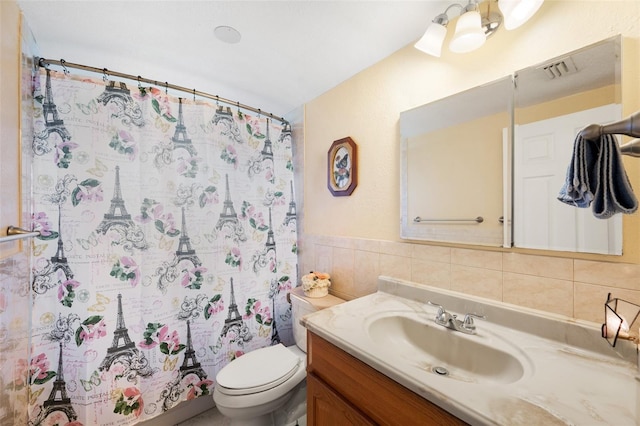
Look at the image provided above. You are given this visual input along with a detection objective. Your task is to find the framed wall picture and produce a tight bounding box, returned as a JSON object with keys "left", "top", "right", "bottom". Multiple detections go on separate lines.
{"left": 327, "top": 137, "right": 357, "bottom": 196}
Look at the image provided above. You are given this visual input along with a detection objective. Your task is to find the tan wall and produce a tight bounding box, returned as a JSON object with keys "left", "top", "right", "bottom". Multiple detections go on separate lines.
{"left": 516, "top": 85, "right": 618, "bottom": 125}
{"left": 407, "top": 112, "right": 506, "bottom": 235}
{"left": 0, "top": 0, "right": 22, "bottom": 257}
{"left": 301, "top": 0, "right": 640, "bottom": 322}
{"left": 0, "top": 1, "right": 34, "bottom": 424}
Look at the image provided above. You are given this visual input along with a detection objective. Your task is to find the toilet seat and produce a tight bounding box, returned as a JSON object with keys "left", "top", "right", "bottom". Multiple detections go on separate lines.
{"left": 216, "top": 344, "right": 301, "bottom": 396}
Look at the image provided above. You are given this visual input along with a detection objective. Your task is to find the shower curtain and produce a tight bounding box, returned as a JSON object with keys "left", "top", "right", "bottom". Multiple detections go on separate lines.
{"left": 25, "top": 68, "right": 297, "bottom": 425}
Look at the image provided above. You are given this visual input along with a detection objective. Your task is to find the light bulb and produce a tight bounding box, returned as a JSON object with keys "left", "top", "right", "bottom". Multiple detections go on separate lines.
{"left": 449, "top": 10, "right": 486, "bottom": 53}
{"left": 414, "top": 22, "right": 448, "bottom": 57}
{"left": 606, "top": 310, "right": 630, "bottom": 339}
{"left": 499, "top": 0, "right": 544, "bottom": 30}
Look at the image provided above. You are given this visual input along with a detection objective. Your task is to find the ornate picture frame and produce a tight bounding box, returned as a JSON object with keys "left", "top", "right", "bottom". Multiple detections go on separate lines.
{"left": 327, "top": 137, "right": 357, "bottom": 196}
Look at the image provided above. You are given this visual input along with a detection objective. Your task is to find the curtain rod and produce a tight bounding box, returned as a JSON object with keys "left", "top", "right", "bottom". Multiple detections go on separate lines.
{"left": 38, "top": 58, "right": 288, "bottom": 124}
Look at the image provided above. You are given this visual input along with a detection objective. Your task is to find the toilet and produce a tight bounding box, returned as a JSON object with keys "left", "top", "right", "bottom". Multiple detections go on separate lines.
{"left": 213, "top": 287, "right": 345, "bottom": 426}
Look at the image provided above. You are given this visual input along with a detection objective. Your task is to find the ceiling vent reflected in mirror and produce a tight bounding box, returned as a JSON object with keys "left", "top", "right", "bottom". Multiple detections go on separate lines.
{"left": 538, "top": 58, "right": 578, "bottom": 80}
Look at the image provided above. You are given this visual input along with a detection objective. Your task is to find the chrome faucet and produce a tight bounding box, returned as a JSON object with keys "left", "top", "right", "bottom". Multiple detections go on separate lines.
{"left": 427, "top": 302, "right": 485, "bottom": 335}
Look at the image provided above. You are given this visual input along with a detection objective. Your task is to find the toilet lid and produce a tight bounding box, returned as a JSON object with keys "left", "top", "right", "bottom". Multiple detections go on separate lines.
{"left": 216, "top": 344, "right": 301, "bottom": 394}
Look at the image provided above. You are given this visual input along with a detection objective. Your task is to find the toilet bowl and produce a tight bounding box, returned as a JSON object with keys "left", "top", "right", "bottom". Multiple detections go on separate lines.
{"left": 213, "top": 287, "right": 344, "bottom": 426}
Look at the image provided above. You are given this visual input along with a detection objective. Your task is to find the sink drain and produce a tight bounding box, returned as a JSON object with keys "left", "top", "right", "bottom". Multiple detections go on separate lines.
{"left": 432, "top": 366, "right": 449, "bottom": 376}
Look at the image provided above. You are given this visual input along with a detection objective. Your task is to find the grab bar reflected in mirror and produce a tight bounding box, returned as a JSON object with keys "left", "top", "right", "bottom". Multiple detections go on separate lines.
{"left": 413, "top": 216, "right": 484, "bottom": 224}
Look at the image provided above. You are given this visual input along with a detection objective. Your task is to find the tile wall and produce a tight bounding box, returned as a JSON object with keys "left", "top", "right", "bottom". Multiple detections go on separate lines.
{"left": 298, "top": 234, "right": 640, "bottom": 325}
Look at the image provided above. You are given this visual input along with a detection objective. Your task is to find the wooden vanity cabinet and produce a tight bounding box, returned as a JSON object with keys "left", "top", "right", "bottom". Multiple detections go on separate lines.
{"left": 306, "top": 331, "right": 467, "bottom": 426}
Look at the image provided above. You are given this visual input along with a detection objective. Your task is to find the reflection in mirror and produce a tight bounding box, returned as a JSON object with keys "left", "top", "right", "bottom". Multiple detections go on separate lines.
{"left": 400, "top": 77, "right": 512, "bottom": 246}
{"left": 513, "top": 36, "right": 622, "bottom": 255}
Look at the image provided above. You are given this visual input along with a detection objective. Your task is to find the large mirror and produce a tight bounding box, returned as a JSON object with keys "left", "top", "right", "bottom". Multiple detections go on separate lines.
{"left": 400, "top": 77, "right": 512, "bottom": 246}
{"left": 400, "top": 35, "right": 622, "bottom": 254}
{"left": 513, "top": 36, "right": 622, "bottom": 255}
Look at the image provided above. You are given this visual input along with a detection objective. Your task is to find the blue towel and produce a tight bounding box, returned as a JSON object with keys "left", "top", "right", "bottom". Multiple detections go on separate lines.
{"left": 558, "top": 134, "right": 637, "bottom": 218}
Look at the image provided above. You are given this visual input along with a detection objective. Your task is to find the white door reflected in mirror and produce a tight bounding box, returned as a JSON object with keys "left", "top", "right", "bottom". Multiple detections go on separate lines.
{"left": 514, "top": 104, "right": 623, "bottom": 255}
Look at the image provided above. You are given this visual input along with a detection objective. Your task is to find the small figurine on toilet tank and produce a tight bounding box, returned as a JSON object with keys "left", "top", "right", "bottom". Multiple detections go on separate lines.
{"left": 301, "top": 271, "right": 331, "bottom": 298}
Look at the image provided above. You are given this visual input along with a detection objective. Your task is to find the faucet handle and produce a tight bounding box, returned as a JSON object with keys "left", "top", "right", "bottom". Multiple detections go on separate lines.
{"left": 462, "top": 313, "right": 486, "bottom": 331}
{"left": 427, "top": 301, "right": 447, "bottom": 322}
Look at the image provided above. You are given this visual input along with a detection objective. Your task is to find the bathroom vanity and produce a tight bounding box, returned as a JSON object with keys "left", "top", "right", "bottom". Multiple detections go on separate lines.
{"left": 307, "top": 331, "right": 465, "bottom": 425}
{"left": 302, "top": 276, "right": 639, "bottom": 425}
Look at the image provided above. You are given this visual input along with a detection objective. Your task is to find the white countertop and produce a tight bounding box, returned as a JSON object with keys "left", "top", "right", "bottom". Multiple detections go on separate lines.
{"left": 302, "top": 276, "right": 640, "bottom": 425}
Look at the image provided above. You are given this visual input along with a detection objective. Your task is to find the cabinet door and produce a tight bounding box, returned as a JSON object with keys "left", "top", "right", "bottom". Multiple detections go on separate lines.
{"left": 307, "top": 373, "right": 374, "bottom": 426}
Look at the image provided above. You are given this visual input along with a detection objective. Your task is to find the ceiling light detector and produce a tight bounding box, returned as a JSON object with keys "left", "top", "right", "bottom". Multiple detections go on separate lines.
{"left": 214, "top": 26, "right": 242, "bottom": 44}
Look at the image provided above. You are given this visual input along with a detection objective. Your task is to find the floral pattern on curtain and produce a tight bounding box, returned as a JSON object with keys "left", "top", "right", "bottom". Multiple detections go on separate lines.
{"left": 27, "top": 68, "right": 297, "bottom": 425}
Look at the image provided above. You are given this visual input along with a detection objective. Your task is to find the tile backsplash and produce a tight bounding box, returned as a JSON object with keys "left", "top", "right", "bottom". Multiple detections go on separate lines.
{"left": 298, "top": 234, "right": 640, "bottom": 325}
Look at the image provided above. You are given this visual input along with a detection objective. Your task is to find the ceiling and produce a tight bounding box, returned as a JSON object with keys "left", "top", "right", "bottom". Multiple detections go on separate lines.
{"left": 17, "top": 1, "right": 448, "bottom": 118}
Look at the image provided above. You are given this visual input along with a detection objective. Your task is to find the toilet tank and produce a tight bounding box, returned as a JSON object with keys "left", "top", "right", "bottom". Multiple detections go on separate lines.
{"left": 290, "top": 287, "right": 345, "bottom": 353}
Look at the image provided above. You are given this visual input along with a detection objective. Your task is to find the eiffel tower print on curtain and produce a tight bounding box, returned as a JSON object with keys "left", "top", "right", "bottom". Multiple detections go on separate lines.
{"left": 179, "top": 320, "right": 207, "bottom": 381}
{"left": 215, "top": 174, "right": 246, "bottom": 241}
{"left": 252, "top": 207, "right": 277, "bottom": 274}
{"left": 99, "top": 294, "right": 153, "bottom": 377}
{"left": 265, "top": 208, "right": 276, "bottom": 256}
{"left": 260, "top": 119, "right": 274, "bottom": 164}
{"left": 175, "top": 207, "right": 201, "bottom": 269}
{"left": 157, "top": 207, "right": 202, "bottom": 293}
{"left": 32, "top": 205, "right": 74, "bottom": 295}
{"left": 33, "top": 68, "right": 72, "bottom": 157}
{"left": 96, "top": 165, "right": 148, "bottom": 250}
{"left": 212, "top": 105, "right": 243, "bottom": 144}
{"left": 49, "top": 229, "right": 73, "bottom": 281}
{"left": 96, "top": 80, "right": 145, "bottom": 127}
{"left": 268, "top": 280, "right": 281, "bottom": 346}
{"left": 278, "top": 122, "right": 292, "bottom": 145}
{"left": 284, "top": 181, "right": 297, "bottom": 226}
{"left": 220, "top": 278, "right": 252, "bottom": 344}
{"left": 172, "top": 99, "right": 197, "bottom": 157}
{"left": 96, "top": 166, "right": 134, "bottom": 233}
{"left": 35, "top": 342, "right": 78, "bottom": 425}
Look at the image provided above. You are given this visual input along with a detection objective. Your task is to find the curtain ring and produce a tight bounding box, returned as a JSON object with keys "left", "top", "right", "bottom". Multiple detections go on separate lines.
{"left": 237, "top": 101, "right": 240, "bottom": 113}
{"left": 193, "top": 89, "right": 196, "bottom": 102}
{"left": 137, "top": 76, "right": 142, "bottom": 89}
{"left": 165, "top": 82, "right": 168, "bottom": 94}
{"left": 215, "top": 95, "right": 220, "bottom": 106}
{"left": 60, "top": 59, "right": 69, "bottom": 75}
{"left": 103, "top": 68, "right": 109, "bottom": 82}
{"left": 257, "top": 108, "right": 261, "bottom": 118}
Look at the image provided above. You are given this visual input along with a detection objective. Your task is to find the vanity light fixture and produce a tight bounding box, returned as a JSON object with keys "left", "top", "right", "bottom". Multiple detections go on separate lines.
{"left": 414, "top": 0, "right": 543, "bottom": 57}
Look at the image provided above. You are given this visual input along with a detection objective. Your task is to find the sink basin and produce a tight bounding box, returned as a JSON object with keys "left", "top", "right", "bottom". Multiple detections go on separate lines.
{"left": 366, "top": 314, "right": 526, "bottom": 385}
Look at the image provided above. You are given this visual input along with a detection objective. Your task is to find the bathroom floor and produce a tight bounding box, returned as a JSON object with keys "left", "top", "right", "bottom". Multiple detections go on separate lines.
{"left": 178, "top": 407, "right": 306, "bottom": 426}
{"left": 177, "top": 406, "right": 230, "bottom": 425}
